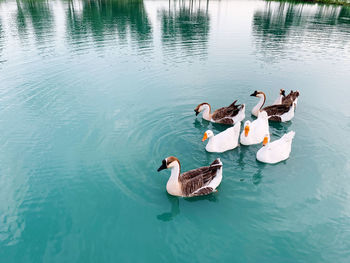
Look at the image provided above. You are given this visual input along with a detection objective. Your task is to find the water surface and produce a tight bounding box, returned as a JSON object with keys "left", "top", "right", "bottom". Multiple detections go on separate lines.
{"left": 0, "top": 0, "right": 350, "bottom": 262}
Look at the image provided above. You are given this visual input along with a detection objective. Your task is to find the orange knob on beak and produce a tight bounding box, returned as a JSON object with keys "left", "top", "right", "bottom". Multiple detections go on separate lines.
{"left": 263, "top": 136, "right": 269, "bottom": 146}
{"left": 244, "top": 126, "right": 250, "bottom": 137}
{"left": 202, "top": 132, "right": 208, "bottom": 142}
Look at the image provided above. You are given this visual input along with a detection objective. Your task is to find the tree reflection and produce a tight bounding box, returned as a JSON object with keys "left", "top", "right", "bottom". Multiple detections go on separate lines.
{"left": 253, "top": 2, "right": 350, "bottom": 59}
{"left": 66, "top": 0, "right": 152, "bottom": 47}
{"left": 159, "top": 0, "right": 210, "bottom": 61}
{"left": 14, "top": 0, "right": 54, "bottom": 44}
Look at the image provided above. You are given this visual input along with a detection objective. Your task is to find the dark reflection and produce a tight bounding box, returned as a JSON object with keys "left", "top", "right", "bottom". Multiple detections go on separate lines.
{"left": 193, "top": 118, "right": 210, "bottom": 130}
{"left": 66, "top": 0, "right": 152, "bottom": 48}
{"left": 252, "top": 166, "right": 264, "bottom": 185}
{"left": 253, "top": 2, "right": 350, "bottom": 58}
{"left": 269, "top": 120, "right": 292, "bottom": 135}
{"left": 157, "top": 194, "right": 180, "bottom": 222}
{"left": 14, "top": 0, "right": 54, "bottom": 44}
{"left": 159, "top": 0, "right": 210, "bottom": 60}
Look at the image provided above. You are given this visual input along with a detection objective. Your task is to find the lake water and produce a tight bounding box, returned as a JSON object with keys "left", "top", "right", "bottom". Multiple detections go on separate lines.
{"left": 0, "top": 0, "right": 350, "bottom": 262}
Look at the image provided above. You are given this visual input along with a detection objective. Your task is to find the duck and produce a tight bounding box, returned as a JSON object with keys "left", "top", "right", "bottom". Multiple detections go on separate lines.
{"left": 157, "top": 157, "right": 223, "bottom": 197}
{"left": 194, "top": 100, "right": 245, "bottom": 125}
{"left": 240, "top": 111, "right": 269, "bottom": 145}
{"left": 250, "top": 90, "right": 295, "bottom": 122}
{"left": 202, "top": 121, "right": 241, "bottom": 153}
{"left": 256, "top": 131, "right": 295, "bottom": 164}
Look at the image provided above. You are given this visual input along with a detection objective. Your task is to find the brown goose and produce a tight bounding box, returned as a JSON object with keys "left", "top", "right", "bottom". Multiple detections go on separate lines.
{"left": 250, "top": 91, "right": 295, "bottom": 122}
{"left": 194, "top": 101, "right": 245, "bottom": 125}
{"left": 157, "top": 157, "right": 223, "bottom": 197}
{"left": 282, "top": 90, "right": 300, "bottom": 107}
{"left": 273, "top": 89, "right": 300, "bottom": 107}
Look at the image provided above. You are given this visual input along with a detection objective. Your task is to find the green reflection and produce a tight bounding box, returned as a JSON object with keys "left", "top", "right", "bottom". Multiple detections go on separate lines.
{"left": 14, "top": 0, "right": 54, "bottom": 44}
{"left": 253, "top": 2, "right": 350, "bottom": 56}
{"left": 66, "top": 0, "right": 152, "bottom": 46}
{"left": 160, "top": 0, "right": 210, "bottom": 58}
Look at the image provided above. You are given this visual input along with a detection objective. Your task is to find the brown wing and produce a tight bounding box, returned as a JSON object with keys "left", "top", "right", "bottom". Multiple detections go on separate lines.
{"left": 179, "top": 159, "right": 222, "bottom": 197}
{"left": 215, "top": 118, "right": 234, "bottom": 125}
{"left": 262, "top": 103, "right": 292, "bottom": 116}
{"left": 190, "top": 187, "right": 214, "bottom": 197}
{"left": 212, "top": 101, "right": 241, "bottom": 121}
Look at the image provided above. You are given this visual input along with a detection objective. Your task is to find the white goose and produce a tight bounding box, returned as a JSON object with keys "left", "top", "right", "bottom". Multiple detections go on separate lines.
{"left": 157, "top": 157, "right": 223, "bottom": 197}
{"left": 194, "top": 101, "right": 245, "bottom": 125}
{"left": 202, "top": 121, "right": 241, "bottom": 153}
{"left": 240, "top": 111, "right": 269, "bottom": 145}
{"left": 250, "top": 90, "right": 295, "bottom": 122}
{"left": 256, "top": 131, "right": 295, "bottom": 164}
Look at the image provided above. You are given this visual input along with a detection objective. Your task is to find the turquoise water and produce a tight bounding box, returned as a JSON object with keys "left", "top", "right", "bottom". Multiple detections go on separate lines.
{"left": 0, "top": 0, "right": 350, "bottom": 261}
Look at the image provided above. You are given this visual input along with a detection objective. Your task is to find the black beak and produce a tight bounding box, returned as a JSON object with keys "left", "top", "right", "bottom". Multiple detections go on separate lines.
{"left": 157, "top": 160, "right": 167, "bottom": 172}
{"left": 250, "top": 92, "right": 256, "bottom": 97}
{"left": 194, "top": 110, "right": 199, "bottom": 116}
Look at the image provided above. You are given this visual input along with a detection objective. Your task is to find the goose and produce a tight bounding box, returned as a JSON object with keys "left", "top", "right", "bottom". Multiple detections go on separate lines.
{"left": 194, "top": 101, "right": 245, "bottom": 125}
{"left": 202, "top": 121, "right": 241, "bottom": 153}
{"left": 282, "top": 90, "right": 300, "bottom": 108}
{"left": 256, "top": 131, "right": 295, "bottom": 164}
{"left": 250, "top": 91, "right": 295, "bottom": 122}
{"left": 272, "top": 89, "right": 286, "bottom": 105}
{"left": 157, "top": 157, "right": 223, "bottom": 197}
{"left": 240, "top": 111, "right": 269, "bottom": 145}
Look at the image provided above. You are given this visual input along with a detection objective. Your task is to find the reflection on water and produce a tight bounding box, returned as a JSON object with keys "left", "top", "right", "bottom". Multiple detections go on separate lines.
{"left": 66, "top": 0, "right": 152, "bottom": 47}
{"left": 253, "top": 2, "right": 350, "bottom": 60}
{"left": 15, "top": 0, "right": 54, "bottom": 45}
{"left": 157, "top": 194, "right": 180, "bottom": 222}
{"left": 159, "top": 0, "right": 210, "bottom": 60}
{"left": 0, "top": 0, "right": 350, "bottom": 262}
{"left": 0, "top": 0, "right": 211, "bottom": 59}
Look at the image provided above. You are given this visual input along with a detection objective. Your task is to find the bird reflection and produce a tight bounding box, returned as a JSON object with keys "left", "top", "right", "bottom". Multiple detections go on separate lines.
{"left": 157, "top": 194, "right": 180, "bottom": 222}
{"left": 193, "top": 118, "right": 210, "bottom": 130}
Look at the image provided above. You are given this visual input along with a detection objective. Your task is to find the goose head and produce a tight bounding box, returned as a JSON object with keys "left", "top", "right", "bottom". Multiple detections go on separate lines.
{"left": 280, "top": 89, "right": 286, "bottom": 96}
{"left": 157, "top": 156, "right": 180, "bottom": 172}
{"left": 262, "top": 134, "right": 270, "bottom": 146}
{"left": 243, "top": 120, "right": 251, "bottom": 137}
{"left": 202, "top": 130, "right": 214, "bottom": 142}
{"left": 194, "top": 103, "right": 210, "bottom": 116}
{"left": 250, "top": 90, "right": 265, "bottom": 99}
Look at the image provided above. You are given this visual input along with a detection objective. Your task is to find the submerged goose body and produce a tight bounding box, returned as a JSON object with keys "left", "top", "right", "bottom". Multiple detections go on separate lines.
{"left": 240, "top": 111, "right": 269, "bottom": 145}
{"left": 202, "top": 121, "right": 241, "bottom": 153}
{"left": 256, "top": 131, "right": 295, "bottom": 164}
{"left": 157, "top": 157, "right": 223, "bottom": 197}
{"left": 250, "top": 90, "right": 296, "bottom": 122}
{"left": 194, "top": 101, "right": 245, "bottom": 125}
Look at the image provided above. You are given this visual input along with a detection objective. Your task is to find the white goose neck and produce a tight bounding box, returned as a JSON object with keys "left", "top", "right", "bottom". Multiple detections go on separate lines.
{"left": 277, "top": 95, "right": 283, "bottom": 104}
{"left": 252, "top": 93, "right": 266, "bottom": 116}
{"left": 166, "top": 162, "right": 182, "bottom": 196}
{"left": 202, "top": 104, "right": 211, "bottom": 121}
{"left": 169, "top": 162, "right": 180, "bottom": 182}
